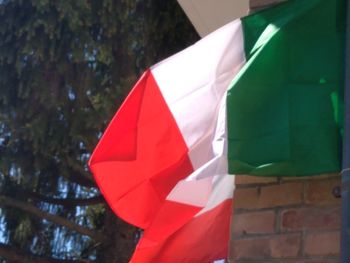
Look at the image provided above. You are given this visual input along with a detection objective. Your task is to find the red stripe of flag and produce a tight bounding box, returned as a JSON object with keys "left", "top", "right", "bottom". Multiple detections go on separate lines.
{"left": 89, "top": 71, "right": 194, "bottom": 228}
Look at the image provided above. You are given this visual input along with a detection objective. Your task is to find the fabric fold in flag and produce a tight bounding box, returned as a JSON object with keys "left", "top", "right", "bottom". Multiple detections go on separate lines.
{"left": 131, "top": 178, "right": 234, "bottom": 263}
{"left": 89, "top": 19, "right": 244, "bottom": 262}
{"left": 130, "top": 97, "right": 234, "bottom": 263}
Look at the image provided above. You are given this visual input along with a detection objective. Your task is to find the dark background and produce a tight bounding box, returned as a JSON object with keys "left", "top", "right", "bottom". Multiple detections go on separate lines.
{"left": 0, "top": 1, "right": 198, "bottom": 262}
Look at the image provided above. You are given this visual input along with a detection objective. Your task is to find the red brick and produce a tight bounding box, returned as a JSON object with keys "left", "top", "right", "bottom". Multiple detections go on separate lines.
{"left": 281, "top": 207, "right": 340, "bottom": 231}
{"left": 235, "top": 175, "right": 277, "bottom": 185}
{"left": 232, "top": 210, "right": 276, "bottom": 236}
{"left": 304, "top": 231, "right": 340, "bottom": 256}
{"left": 230, "top": 237, "right": 270, "bottom": 260}
{"left": 281, "top": 173, "right": 339, "bottom": 182}
{"left": 234, "top": 187, "right": 259, "bottom": 209}
{"left": 230, "top": 234, "right": 301, "bottom": 260}
{"left": 234, "top": 182, "right": 303, "bottom": 209}
{"left": 301, "top": 260, "right": 339, "bottom": 263}
{"left": 305, "top": 178, "right": 341, "bottom": 205}
{"left": 270, "top": 234, "right": 301, "bottom": 258}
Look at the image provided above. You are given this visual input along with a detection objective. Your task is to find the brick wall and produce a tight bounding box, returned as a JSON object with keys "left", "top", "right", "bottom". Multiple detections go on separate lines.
{"left": 229, "top": 174, "right": 341, "bottom": 262}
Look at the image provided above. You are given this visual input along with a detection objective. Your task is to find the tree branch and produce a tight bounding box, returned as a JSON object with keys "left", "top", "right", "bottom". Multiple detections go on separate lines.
{"left": 68, "top": 172, "right": 96, "bottom": 188}
{"left": 65, "top": 157, "right": 96, "bottom": 188}
{"left": 22, "top": 189, "right": 105, "bottom": 207}
{"left": 0, "top": 243, "right": 94, "bottom": 263}
{"left": 0, "top": 196, "right": 105, "bottom": 243}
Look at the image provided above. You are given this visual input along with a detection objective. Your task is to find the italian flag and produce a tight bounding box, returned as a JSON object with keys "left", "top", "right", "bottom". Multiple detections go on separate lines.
{"left": 89, "top": 0, "right": 345, "bottom": 262}
{"left": 89, "top": 19, "right": 243, "bottom": 262}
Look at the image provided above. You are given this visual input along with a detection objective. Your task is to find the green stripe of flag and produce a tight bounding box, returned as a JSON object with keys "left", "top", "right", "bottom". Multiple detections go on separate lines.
{"left": 227, "top": 0, "right": 346, "bottom": 176}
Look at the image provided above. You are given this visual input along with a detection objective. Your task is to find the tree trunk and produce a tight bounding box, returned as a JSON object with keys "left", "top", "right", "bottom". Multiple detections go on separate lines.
{"left": 97, "top": 208, "right": 137, "bottom": 263}
{"left": 0, "top": 196, "right": 105, "bottom": 243}
{"left": 21, "top": 189, "right": 105, "bottom": 207}
{"left": 0, "top": 243, "right": 92, "bottom": 263}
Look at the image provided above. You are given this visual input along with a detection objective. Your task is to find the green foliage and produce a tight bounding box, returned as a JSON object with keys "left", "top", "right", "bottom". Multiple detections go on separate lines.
{"left": 0, "top": 0, "right": 198, "bottom": 261}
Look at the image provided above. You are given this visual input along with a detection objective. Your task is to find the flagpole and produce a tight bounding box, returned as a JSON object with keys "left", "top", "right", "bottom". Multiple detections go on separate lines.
{"left": 341, "top": 0, "right": 350, "bottom": 261}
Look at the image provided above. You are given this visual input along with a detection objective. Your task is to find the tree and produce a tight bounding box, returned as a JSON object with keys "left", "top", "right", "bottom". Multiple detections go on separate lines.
{"left": 0, "top": 0, "right": 199, "bottom": 262}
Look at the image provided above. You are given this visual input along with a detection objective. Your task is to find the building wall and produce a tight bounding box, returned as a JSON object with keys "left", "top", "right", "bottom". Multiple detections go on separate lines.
{"left": 177, "top": 0, "right": 249, "bottom": 37}
{"left": 230, "top": 2, "right": 341, "bottom": 262}
{"left": 230, "top": 174, "right": 340, "bottom": 262}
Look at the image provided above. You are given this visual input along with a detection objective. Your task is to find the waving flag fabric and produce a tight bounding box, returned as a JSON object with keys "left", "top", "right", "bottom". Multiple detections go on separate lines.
{"left": 89, "top": 20, "right": 244, "bottom": 262}
{"left": 89, "top": 0, "right": 346, "bottom": 262}
{"left": 228, "top": 0, "right": 345, "bottom": 176}
{"left": 130, "top": 98, "right": 234, "bottom": 263}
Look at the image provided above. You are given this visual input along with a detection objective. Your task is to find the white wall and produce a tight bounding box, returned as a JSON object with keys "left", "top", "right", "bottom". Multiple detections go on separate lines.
{"left": 177, "top": 0, "right": 249, "bottom": 37}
